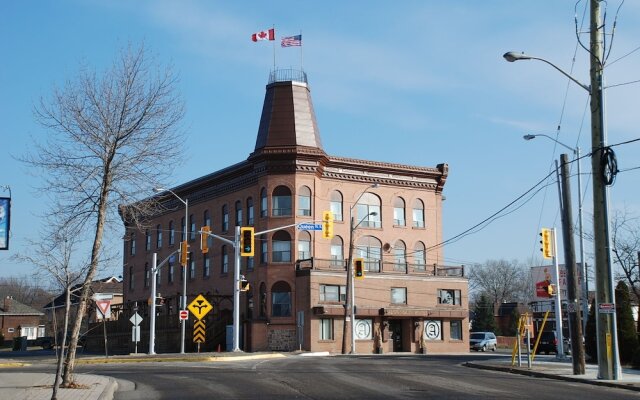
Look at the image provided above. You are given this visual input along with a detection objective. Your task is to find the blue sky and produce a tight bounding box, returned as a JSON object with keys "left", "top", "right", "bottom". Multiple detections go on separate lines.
{"left": 1, "top": 1, "right": 639, "bottom": 283}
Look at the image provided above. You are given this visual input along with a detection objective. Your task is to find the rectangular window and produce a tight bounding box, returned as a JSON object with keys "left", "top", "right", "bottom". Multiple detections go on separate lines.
{"left": 261, "top": 241, "right": 268, "bottom": 264}
{"left": 130, "top": 234, "right": 136, "bottom": 256}
{"left": 168, "top": 263, "right": 174, "bottom": 283}
{"left": 298, "top": 195, "right": 311, "bottom": 216}
{"left": 222, "top": 252, "right": 228, "bottom": 274}
{"left": 319, "top": 318, "right": 334, "bottom": 340}
{"left": 189, "top": 215, "right": 196, "bottom": 241}
{"left": 450, "top": 320, "right": 463, "bottom": 340}
{"left": 356, "top": 204, "right": 381, "bottom": 228}
{"left": 156, "top": 225, "right": 162, "bottom": 248}
{"left": 248, "top": 204, "right": 255, "bottom": 225}
{"left": 144, "top": 265, "right": 150, "bottom": 288}
{"left": 413, "top": 208, "right": 425, "bottom": 228}
{"left": 393, "top": 207, "right": 405, "bottom": 226}
{"left": 272, "top": 195, "right": 292, "bottom": 216}
{"left": 271, "top": 292, "right": 291, "bottom": 317}
{"left": 298, "top": 240, "right": 311, "bottom": 260}
{"left": 145, "top": 230, "right": 151, "bottom": 251}
{"left": 156, "top": 267, "right": 161, "bottom": 286}
{"left": 330, "top": 200, "right": 342, "bottom": 222}
{"left": 204, "top": 257, "right": 210, "bottom": 278}
{"left": 189, "top": 254, "right": 195, "bottom": 279}
{"left": 129, "top": 266, "right": 134, "bottom": 290}
{"left": 438, "top": 289, "right": 461, "bottom": 305}
{"left": 391, "top": 287, "right": 407, "bottom": 304}
{"left": 169, "top": 224, "right": 175, "bottom": 245}
{"left": 272, "top": 241, "right": 291, "bottom": 262}
{"left": 247, "top": 256, "right": 254, "bottom": 271}
{"left": 320, "top": 284, "right": 346, "bottom": 302}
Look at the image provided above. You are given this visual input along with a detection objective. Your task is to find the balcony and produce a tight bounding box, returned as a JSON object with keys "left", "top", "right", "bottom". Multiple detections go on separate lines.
{"left": 295, "top": 258, "right": 465, "bottom": 278}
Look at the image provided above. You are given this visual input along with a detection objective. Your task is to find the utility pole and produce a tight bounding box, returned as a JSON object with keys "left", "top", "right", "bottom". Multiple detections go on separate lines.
{"left": 590, "top": 0, "right": 620, "bottom": 380}
{"left": 559, "top": 153, "right": 585, "bottom": 374}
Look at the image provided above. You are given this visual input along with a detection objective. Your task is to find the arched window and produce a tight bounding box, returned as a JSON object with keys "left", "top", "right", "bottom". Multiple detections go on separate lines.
{"left": 414, "top": 241, "right": 426, "bottom": 271}
{"left": 330, "top": 190, "right": 343, "bottom": 221}
{"left": 413, "top": 199, "right": 425, "bottom": 228}
{"left": 272, "top": 186, "right": 292, "bottom": 216}
{"left": 298, "top": 231, "right": 311, "bottom": 259}
{"left": 297, "top": 186, "right": 312, "bottom": 216}
{"left": 356, "top": 193, "right": 381, "bottom": 228}
{"left": 355, "top": 236, "right": 382, "bottom": 272}
{"left": 222, "top": 205, "right": 229, "bottom": 232}
{"left": 272, "top": 230, "right": 291, "bottom": 262}
{"left": 271, "top": 281, "right": 292, "bottom": 317}
{"left": 393, "top": 240, "right": 407, "bottom": 272}
{"left": 221, "top": 245, "right": 229, "bottom": 274}
{"left": 247, "top": 197, "right": 254, "bottom": 225}
{"left": 203, "top": 210, "right": 211, "bottom": 228}
{"left": 330, "top": 236, "right": 344, "bottom": 267}
{"left": 393, "top": 197, "right": 406, "bottom": 226}
{"left": 260, "top": 188, "right": 268, "bottom": 218}
{"left": 235, "top": 200, "right": 243, "bottom": 226}
{"left": 260, "top": 239, "right": 268, "bottom": 264}
{"left": 168, "top": 221, "right": 175, "bottom": 245}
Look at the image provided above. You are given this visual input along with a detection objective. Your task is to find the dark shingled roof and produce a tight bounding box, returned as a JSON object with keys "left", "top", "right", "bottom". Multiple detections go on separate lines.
{"left": 0, "top": 294, "right": 44, "bottom": 316}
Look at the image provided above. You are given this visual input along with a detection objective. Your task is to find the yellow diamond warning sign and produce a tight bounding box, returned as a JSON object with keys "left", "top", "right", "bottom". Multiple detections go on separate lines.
{"left": 188, "top": 294, "right": 213, "bottom": 320}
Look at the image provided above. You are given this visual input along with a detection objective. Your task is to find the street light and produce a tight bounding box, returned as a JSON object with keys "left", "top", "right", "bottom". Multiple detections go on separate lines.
{"left": 342, "top": 183, "right": 378, "bottom": 355}
{"left": 523, "top": 134, "right": 589, "bottom": 333}
{"left": 505, "top": 9, "right": 620, "bottom": 380}
{"left": 154, "top": 187, "right": 188, "bottom": 354}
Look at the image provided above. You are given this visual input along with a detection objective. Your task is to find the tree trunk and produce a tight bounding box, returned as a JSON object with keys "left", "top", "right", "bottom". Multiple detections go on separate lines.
{"left": 52, "top": 287, "right": 71, "bottom": 397}
{"left": 62, "top": 177, "right": 111, "bottom": 385}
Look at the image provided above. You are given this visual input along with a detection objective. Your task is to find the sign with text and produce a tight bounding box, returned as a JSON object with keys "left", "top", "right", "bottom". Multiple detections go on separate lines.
{"left": 531, "top": 264, "right": 584, "bottom": 301}
{"left": 297, "top": 223, "right": 323, "bottom": 231}
{"left": 0, "top": 197, "right": 10, "bottom": 250}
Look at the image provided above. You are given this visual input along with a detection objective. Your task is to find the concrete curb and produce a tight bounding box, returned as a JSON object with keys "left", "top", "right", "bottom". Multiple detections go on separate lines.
{"left": 76, "top": 352, "right": 286, "bottom": 365}
{"left": 98, "top": 378, "right": 118, "bottom": 400}
{"left": 0, "top": 362, "right": 30, "bottom": 368}
{"left": 464, "top": 362, "right": 640, "bottom": 392}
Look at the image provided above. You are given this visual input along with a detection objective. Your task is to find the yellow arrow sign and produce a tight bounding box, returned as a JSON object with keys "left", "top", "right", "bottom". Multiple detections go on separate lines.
{"left": 188, "top": 294, "right": 213, "bottom": 320}
{"left": 193, "top": 320, "right": 206, "bottom": 343}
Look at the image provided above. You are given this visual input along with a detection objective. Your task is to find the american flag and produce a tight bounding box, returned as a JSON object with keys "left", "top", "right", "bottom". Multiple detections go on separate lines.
{"left": 281, "top": 35, "right": 302, "bottom": 47}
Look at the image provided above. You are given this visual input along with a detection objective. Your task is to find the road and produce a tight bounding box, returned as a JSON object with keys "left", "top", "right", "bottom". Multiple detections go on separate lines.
{"left": 61, "top": 353, "right": 637, "bottom": 400}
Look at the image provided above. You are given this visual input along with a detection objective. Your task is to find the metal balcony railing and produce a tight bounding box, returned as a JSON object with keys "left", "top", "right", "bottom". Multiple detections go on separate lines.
{"left": 268, "top": 68, "right": 308, "bottom": 85}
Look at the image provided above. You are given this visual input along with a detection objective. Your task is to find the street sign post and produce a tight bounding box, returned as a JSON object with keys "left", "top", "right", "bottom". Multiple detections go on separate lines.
{"left": 129, "top": 312, "right": 143, "bottom": 354}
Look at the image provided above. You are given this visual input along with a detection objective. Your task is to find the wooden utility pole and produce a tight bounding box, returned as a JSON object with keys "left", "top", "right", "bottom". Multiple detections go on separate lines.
{"left": 559, "top": 154, "right": 585, "bottom": 374}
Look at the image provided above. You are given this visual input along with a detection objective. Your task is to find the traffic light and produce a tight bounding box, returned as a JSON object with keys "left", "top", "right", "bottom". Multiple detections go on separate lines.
{"left": 240, "top": 227, "right": 254, "bottom": 257}
{"left": 322, "top": 211, "right": 334, "bottom": 239}
{"left": 354, "top": 258, "right": 365, "bottom": 279}
{"left": 540, "top": 228, "right": 553, "bottom": 259}
{"left": 200, "top": 225, "right": 210, "bottom": 254}
{"left": 180, "top": 240, "right": 189, "bottom": 267}
{"left": 240, "top": 275, "right": 250, "bottom": 292}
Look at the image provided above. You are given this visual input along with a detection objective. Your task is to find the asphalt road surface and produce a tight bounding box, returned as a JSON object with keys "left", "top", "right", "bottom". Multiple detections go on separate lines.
{"left": 68, "top": 354, "right": 640, "bottom": 400}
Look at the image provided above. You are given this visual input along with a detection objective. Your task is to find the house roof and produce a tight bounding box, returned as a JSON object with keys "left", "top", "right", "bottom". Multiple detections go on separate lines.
{"left": 43, "top": 278, "right": 123, "bottom": 310}
{"left": 0, "top": 294, "right": 44, "bottom": 316}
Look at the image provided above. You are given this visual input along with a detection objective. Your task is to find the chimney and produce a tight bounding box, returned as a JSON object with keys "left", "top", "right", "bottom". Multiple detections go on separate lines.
{"left": 4, "top": 296, "right": 13, "bottom": 312}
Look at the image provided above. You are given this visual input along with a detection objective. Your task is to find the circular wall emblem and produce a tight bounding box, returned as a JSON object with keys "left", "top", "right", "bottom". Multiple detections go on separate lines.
{"left": 424, "top": 320, "right": 441, "bottom": 340}
{"left": 355, "top": 319, "right": 372, "bottom": 339}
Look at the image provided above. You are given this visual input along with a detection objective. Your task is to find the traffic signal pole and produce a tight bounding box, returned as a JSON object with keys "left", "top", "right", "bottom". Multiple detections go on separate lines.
{"left": 149, "top": 250, "right": 180, "bottom": 355}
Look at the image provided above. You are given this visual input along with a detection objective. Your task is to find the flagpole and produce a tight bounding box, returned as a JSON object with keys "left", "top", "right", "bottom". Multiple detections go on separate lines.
{"left": 300, "top": 30, "right": 303, "bottom": 71}
{"left": 272, "top": 25, "right": 276, "bottom": 71}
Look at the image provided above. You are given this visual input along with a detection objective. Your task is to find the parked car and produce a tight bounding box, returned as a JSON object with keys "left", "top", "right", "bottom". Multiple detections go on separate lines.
{"left": 533, "top": 331, "right": 570, "bottom": 355}
{"left": 469, "top": 332, "right": 497, "bottom": 352}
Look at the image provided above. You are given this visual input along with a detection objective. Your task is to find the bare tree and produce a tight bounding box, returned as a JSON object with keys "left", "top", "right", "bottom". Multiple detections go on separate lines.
{"left": 0, "top": 276, "right": 52, "bottom": 308}
{"left": 20, "top": 43, "right": 184, "bottom": 385}
{"left": 13, "top": 224, "right": 88, "bottom": 400}
{"left": 468, "top": 259, "right": 533, "bottom": 305}
{"left": 610, "top": 209, "right": 640, "bottom": 304}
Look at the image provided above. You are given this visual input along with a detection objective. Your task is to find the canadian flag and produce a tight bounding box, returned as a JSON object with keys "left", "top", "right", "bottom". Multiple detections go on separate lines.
{"left": 252, "top": 28, "right": 275, "bottom": 42}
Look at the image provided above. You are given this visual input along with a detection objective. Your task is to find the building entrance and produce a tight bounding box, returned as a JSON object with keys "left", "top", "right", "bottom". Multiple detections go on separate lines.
{"left": 389, "top": 320, "right": 403, "bottom": 352}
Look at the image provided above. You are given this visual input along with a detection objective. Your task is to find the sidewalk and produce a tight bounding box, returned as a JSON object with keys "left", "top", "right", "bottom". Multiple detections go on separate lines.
{"left": 465, "top": 356, "right": 640, "bottom": 392}
{"left": 0, "top": 351, "right": 286, "bottom": 400}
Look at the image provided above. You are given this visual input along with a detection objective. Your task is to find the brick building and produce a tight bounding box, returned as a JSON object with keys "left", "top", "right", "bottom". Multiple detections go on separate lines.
{"left": 0, "top": 295, "right": 45, "bottom": 344}
{"left": 121, "top": 69, "right": 469, "bottom": 353}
